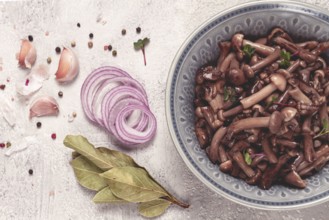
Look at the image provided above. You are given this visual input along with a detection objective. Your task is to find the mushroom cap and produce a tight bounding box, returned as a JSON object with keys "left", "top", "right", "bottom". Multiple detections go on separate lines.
{"left": 270, "top": 73, "right": 287, "bottom": 91}
{"left": 281, "top": 107, "right": 297, "bottom": 122}
{"left": 242, "top": 64, "right": 254, "bottom": 78}
{"left": 269, "top": 111, "right": 284, "bottom": 133}
{"left": 232, "top": 33, "right": 244, "bottom": 60}
{"left": 228, "top": 68, "right": 246, "bottom": 86}
{"left": 252, "top": 104, "right": 265, "bottom": 113}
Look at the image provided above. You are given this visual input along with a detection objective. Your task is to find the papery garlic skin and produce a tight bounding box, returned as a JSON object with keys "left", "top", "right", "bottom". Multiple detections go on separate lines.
{"left": 16, "top": 64, "right": 49, "bottom": 96}
{"left": 55, "top": 47, "right": 79, "bottom": 82}
{"left": 29, "top": 96, "right": 59, "bottom": 119}
{"left": 17, "top": 39, "right": 37, "bottom": 69}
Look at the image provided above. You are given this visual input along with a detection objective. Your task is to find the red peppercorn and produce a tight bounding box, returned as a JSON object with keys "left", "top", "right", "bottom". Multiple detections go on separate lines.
{"left": 0, "top": 84, "right": 5, "bottom": 90}
{"left": 51, "top": 133, "right": 56, "bottom": 140}
{"left": 0, "top": 143, "right": 5, "bottom": 148}
{"left": 25, "top": 79, "right": 30, "bottom": 86}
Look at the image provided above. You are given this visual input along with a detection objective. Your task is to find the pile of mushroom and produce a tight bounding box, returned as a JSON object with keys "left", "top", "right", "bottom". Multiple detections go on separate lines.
{"left": 194, "top": 28, "right": 329, "bottom": 189}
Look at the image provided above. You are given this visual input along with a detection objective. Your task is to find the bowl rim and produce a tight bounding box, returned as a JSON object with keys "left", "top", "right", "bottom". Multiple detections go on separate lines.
{"left": 165, "top": 0, "right": 329, "bottom": 210}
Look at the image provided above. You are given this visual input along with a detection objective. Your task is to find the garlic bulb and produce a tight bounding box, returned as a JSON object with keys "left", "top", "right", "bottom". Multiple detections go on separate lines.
{"left": 55, "top": 47, "right": 79, "bottom": 83}
{"left": 16, "top": 39, "right": 37, "bottom": 69}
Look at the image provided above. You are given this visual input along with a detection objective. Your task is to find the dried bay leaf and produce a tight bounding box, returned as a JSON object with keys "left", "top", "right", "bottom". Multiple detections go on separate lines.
{"left": 92, "top": 186, "right": 127, "bottom": 204}
{"left": 100, "top": 167, "right": 169, "bottom": 203}
{"left": 72, "top": 151, "right": 80, "bottom": 159}
{"left": 64, "top": 135, "right": 189, "bottom": 217}
{"left": 138, "top": 199, "right": 171, "bottom": 218}
{"left": 64, "top": 135, "right": 113, "bottom": 170}
{"left": 97, "top": 147, "right": 139, "bottom": 167}
{"left": 70, "top": 156, "right": 107, "bottom": 191}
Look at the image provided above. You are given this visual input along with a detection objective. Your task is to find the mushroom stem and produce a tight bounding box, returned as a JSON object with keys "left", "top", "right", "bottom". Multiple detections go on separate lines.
{"left": 242, "top": 48, "right": 281, "bottom": 78}
{"left": 284, "top": 170, "right": 306, "bottom": 188}
{"left": 241, "top": 83, "right": 276, "bottom": 109}
{"left": 228, "top": 56, "right": 246, "bottom": 86}
{"left": 259, "top": 154, "right": 291, "bottom": 190}
{"left": 268, "top": 88, "right": 291, "bottom": 112}
{"left": 232, "top": 151, "right": 255, "bottom": 178}
{"left": 218, "top": 144, "right": 228, "bottom": 163}
{"left": 297, "top": 41, "right": 319, "bottom": 50}
{"left": 201, "top": 106, "right": 223, "bottom": 129}
{"left": 208, "top": 127, "right": 227, "bottom": 163}
{"left": 299, "top": 155, "right": 329, "bottom": 177}
{"left": 242, "top": 39, "right": 275, "bottom": 56}
{"left": 246, "top": 169, "right": 262, "bottom": 185}
{"left": 227, "top": 111, "right": 284, "bottom": 138}
{"left": 219, "top": 160, "right": 233, "bottom": 173}
{"left": 274, "top": 36, "right": 317, "bottom": 63}
{"left": 218, "top": 52, "right": 235, "bottom": 73}
{"left": 303, "top": 133, "right": 315, "bottom": 162}
{"left": 276, "top": 138, "right": 298, "bottom": 148}
{"left": 195, "top": 119, "right": 212, "bottom": 149}
{"left": 251, "top": 48, "right": 281, "bottom": 72}
{"left": 241, "top": 73, "right": 286, "bottom": 109}
{"left": 287, "top": 59, "right": 301, "bottom": 73}
{"left": 218, "top": 105, "right": 243, "bottom": 120}
{"left": 230, "top": 140, "right": 249, "bottom": 153}
{"left": 288, "top": 87, "right": 312, "bottom": 104}
{"left": 217, "top": 41, "right": 231, "bottom": 69}
{"left": 262, "top": 137, "right": 278, "bottom": 164}
{"left": 312, "top": 41, "right": 329, "bottom": 56}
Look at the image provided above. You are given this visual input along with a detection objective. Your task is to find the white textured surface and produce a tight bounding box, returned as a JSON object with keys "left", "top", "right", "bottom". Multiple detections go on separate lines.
{"left": 1, "top": 0, "right": 329, "bottom": 219}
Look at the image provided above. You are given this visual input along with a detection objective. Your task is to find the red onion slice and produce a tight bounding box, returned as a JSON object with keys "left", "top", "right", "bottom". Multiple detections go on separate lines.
{"left": 115, "top": 104, "right": 157, "bottom": 145}
{"left": 92, "top": 77, "right": 148, "bottom": 126}
{"left": 105, "top": 98, "right": 148, "bottom": 138}
{"left": 81, "top": 66, "right": 131, "bottom": 121}
{"left": 81, "top": 65, "right": 157, "bottom": 147}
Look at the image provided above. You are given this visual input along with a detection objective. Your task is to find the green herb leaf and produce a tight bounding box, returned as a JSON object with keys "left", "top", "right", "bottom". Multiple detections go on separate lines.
{"left": 92, "top": 186, "right": 127, "bottom": 204}
{"left": 97, "top": 147, "right": 139, "bottom": 168}
{"left": 279, "top": 50, "right": 291, "bottom": 69}
{"left": 244, "top": 151, "right": 252, "bottom": 165}
{"left": 100, "top": 167, "right": 169, "bottom": 203}
{"left": 134, "top": 37, "right": 150, "bottom": 50}
{"left": 70, "top": 156, "right": 108, "bottom": 191}
{"left": 223, "top": 86, "right": 236, "bottom": 102}
{"left": 314, "top": 118, "right": 329, "bottom": 139}
{"left": 265, "top": 96, "right": 278, "bottom": 108}
{"left": 64, "top": 135, "right": 113, "bottom": 170}
{"left": 323, "top": 118, "right": 329, "bottom": 131}
{"left": 138, "top": 199, "right": 171, "bottom": 218}
{"left": 242, "top": 44, "right": 255, "bottom": 59}
{"left": 280, "top": 50, "right": 291, "bottom": 61}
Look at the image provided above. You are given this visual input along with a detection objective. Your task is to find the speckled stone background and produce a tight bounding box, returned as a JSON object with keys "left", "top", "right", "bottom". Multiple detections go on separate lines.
{"left": 1, "top": 0, "right": 329, "bottom": 219}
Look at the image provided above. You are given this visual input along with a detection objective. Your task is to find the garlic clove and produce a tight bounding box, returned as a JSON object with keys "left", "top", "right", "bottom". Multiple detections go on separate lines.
{"left": 29, "top": 96, "right": 59, "bottom": 118}
{"left": 55, "top": 47, "right": 79, "bottom": 82}
{"left": 16, "top": 64, "right": 49, "bottom": 96}
{"left": 17, "top": 39, "right": 37, "bottom": 69}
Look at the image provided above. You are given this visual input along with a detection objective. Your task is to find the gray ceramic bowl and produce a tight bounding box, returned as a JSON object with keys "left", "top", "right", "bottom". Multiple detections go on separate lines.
{"left": 166, "top": 1, "right": 329, "bottom": 210}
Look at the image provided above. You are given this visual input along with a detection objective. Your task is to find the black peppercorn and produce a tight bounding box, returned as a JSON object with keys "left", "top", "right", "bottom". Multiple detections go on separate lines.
{"left": 77, "top": 23, "right": 81, "bottom": 28}
{"left": 136, "top": 27, "right": 141, "bottom": 34}
{"left": 28, "top": 35, "right": 33, "bottom": 42}
{"left": 55, "top": 47, "right": 61, "bottom": 54}
{"left": 108, "top": 45, "right": 112, "bottom": 51}
{"left": 28, "top": 169, "right": 33, "bottom": 175}
{"left": 121, "top": 29, "right": 126, "bottom": 35}
{"left": 89, "top": 33, "right": 94, "bottom": 39}
{"left": 58, "top": 91, "right": 63, "bottom": 97}
{"left": 36, "top": 122, "right": 42, "bottom": 128}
